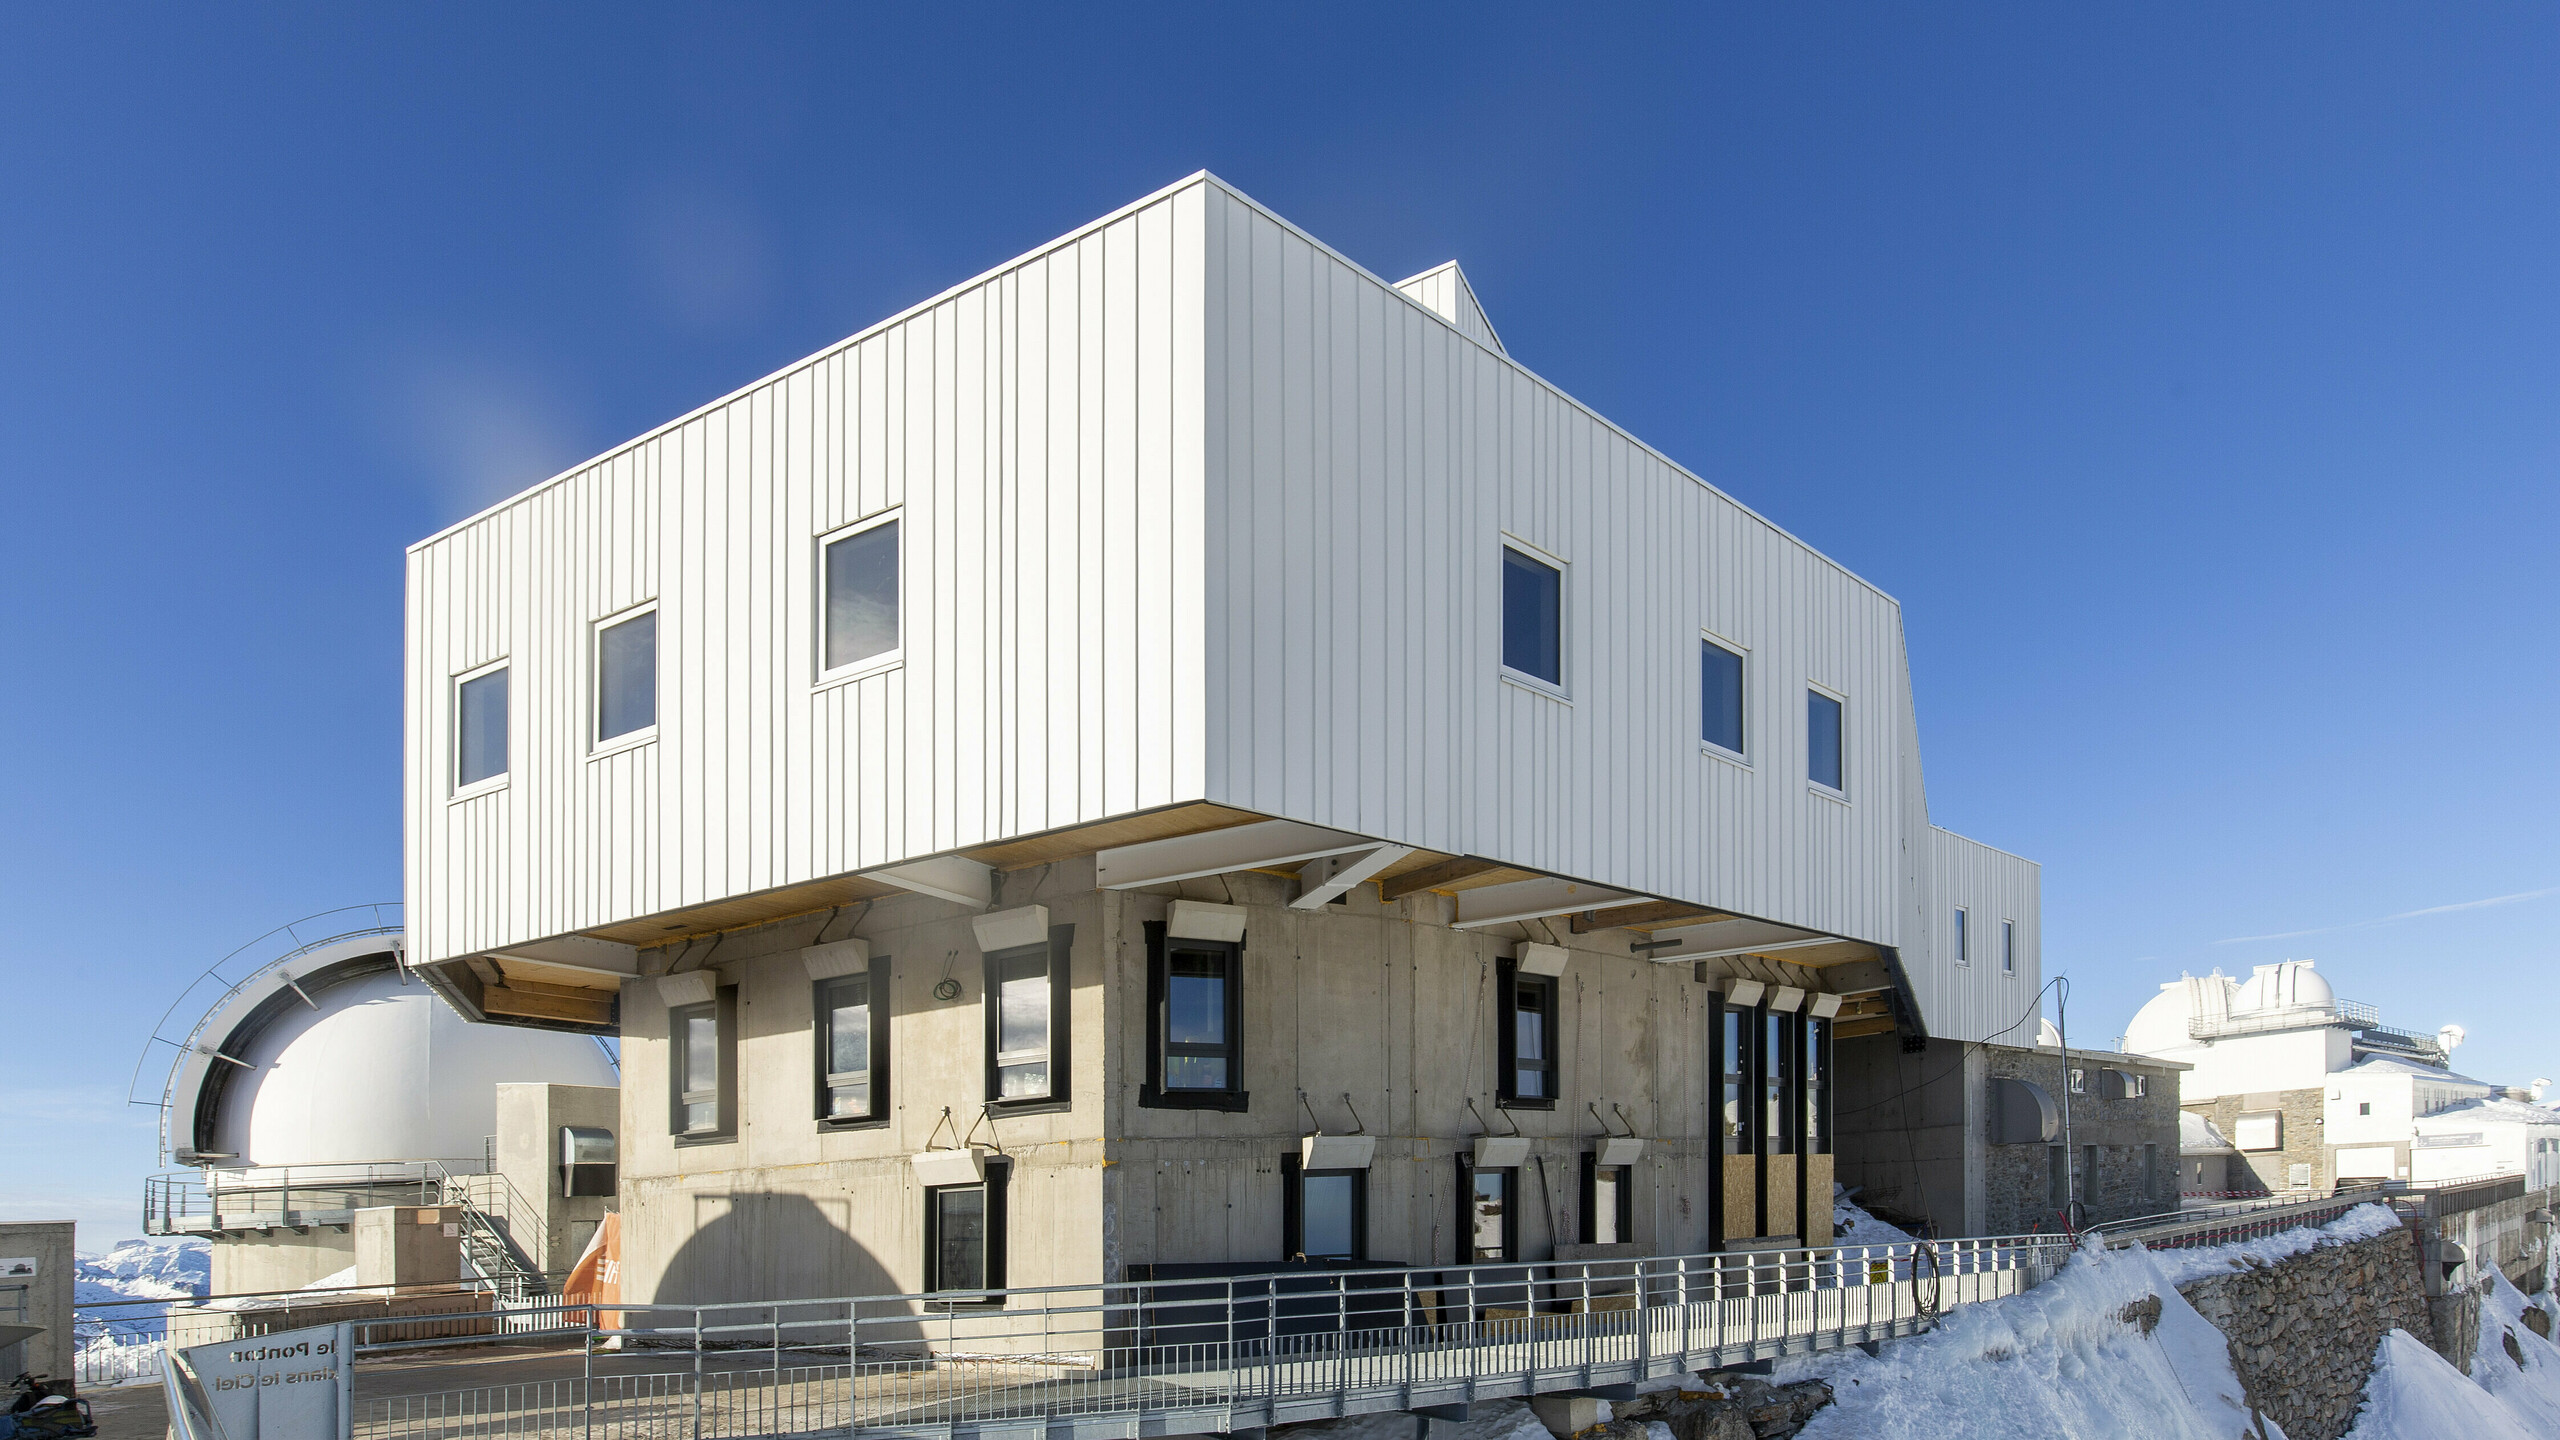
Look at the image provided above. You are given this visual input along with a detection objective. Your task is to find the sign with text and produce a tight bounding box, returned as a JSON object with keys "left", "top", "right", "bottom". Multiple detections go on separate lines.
{"left": 0, "top": 1257, "right": 36, "bottom": 1278}
{"left": 177, "top": 1322, "right": 349, "bottom": 1440}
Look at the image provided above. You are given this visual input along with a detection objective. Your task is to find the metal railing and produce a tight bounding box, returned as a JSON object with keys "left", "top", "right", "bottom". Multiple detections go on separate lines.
{"left": 350, "top": 1234, "right": 2076, "bottom": 1440}
{"left": 2092, "top": 1189, "right": 2390, "bottom": 1251}
{"left": 144, "top": 1158, "right": 552, "bottom": 1301}
{"left": 2184, "top": 997, "right": 2383, "bottom": 1041}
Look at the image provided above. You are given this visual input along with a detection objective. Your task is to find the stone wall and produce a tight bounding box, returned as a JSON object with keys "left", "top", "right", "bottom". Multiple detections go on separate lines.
{"left": 2187, "top": 1089, "right": 2328, "bottom": 1193}
{"left": 2176, "top": 1226, "right": 2432, "bottom": 1440}
{"left": 1981, "top": 1044, "right": 2183, "bottom": 1233}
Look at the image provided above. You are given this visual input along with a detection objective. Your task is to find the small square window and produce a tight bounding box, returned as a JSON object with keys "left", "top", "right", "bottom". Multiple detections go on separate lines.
{"left": 1807, "top": 689, "right": 1844, "bottom": 791}
{"left": 456, "top": 665, "right": 508, "bottom": 788}
{"left": 822, "top": 516, "right": 901, "bottom": 677}
{"left": 1701, "top": 638, "right": 1745, "bottom": 755}
{"left": 596, "top": 607, "right": 658, "bottom": 744}
{"left": 2359, "top": 1102, "right": 2372, "bottom": 1116}
{"left": 1284, "top": 1162, "right": 1368, "bottom": 1263}
{"left": 1501, "top": 544, "right": 1563, "bottom": 687}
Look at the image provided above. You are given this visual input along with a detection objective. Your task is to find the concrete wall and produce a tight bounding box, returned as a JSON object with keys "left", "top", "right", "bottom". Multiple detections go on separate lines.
{"left": 0, "top": 1221, "right": 74, "bottom": 1382}
{"left": 353, "top": 1206, "right": 465, "bottom": 1287}
{"left": 2189, "top": 1089, "right": 2329, "bottom": 1193}
{"left": 494, "top": 1082, "right": 620, "bottom": 1274}
{"left": 615, "top": 877, "right": 1110, "bottom": 1304}
{"left": 209, "top": 1229, "right": 355, "bottom": 1294}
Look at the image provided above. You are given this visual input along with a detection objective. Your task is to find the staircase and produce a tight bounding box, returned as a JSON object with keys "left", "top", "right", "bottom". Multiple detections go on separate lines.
{"left": 431, "top": 1165, "right": 552, "bottom": 1304}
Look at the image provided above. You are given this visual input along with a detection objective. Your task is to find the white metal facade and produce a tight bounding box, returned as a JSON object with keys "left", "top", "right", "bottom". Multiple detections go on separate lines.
{"left": 404, "top": 173, "right": 2041, "bottom": 1042}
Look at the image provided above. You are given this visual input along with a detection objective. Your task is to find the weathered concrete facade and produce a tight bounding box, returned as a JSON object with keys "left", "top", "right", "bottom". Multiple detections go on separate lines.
{"left": 208, "top": 1227, "right": 356, "bottom": 1295}
{"left": 1834, "top": 1037, "right": 2183, "bottom": 1237}
{"left": 613, "top": 862, "right": 1845, "bottom": 1304}
{"left": 492, "top": 1083, "right": 620, "bottom": 1275}
{"left": 0, "top": 1220, "right": 74, "bottom": 1383}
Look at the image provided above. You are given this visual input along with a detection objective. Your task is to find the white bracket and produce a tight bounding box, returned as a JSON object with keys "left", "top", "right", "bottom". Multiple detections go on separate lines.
{"left": 1293, "top": 845, "right": 1416, "bottom": 909}
{"left": 1096, "top": 820, "right": 1385, "bottom": 890}
{"left": 1451, "top": 877, "right": 1635, "bottom": 930}
{"left": 867, "top": 856, "right": 996, "bottom": 908}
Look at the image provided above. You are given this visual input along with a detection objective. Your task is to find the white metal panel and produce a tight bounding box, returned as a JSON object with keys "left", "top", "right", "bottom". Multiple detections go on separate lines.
{"left": 1392, "top": 261, "right": 1507, "bottom": 356}
{"left": 1201, "top": 184, "right": 1912, "bottom": 949}
{"left": 405, "top": 179, "right": 1215, "bottom": 968}
{"left": 1915, "top": 826, "right": 2044, "bottom": 1044}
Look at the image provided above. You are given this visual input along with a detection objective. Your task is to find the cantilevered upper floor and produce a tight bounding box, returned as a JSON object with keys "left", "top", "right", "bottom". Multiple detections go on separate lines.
{"left": 404, "top": 173, "right": 2037, "bottom": 1046}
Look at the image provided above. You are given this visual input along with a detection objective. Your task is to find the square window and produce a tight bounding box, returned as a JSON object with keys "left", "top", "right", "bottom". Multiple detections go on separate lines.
{"left": 1497, "top": 961, "right": 1558, "bottom": 1108}
{"left": 1807, "top": 688, "right": 1844, "bottom": 791}
{"left": 456, "top": 666, "right": 508, "bottom": 788}
{"left": 1501, "top": 545, "right": 1562, "bottom": 687}
{"left": 1952, "top": 908, "right": 1970, "bottom": 967}
{"left": 1701, "top": 639, "right": 1745, "bottom": 755}
{"left": 822, "top": 517, "right": 901, "bottom": 676}
{"left": 596, "top": 608, "right": 657, "bottom": 744}
{"left": 1287, "top": 1165, "right": 1367, "bottom": 1263}
{"left": 2359, "top": 1102, "right": 2372, "bottom": 1116}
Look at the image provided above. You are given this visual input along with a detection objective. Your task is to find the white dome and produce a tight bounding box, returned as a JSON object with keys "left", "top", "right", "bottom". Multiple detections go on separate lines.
{"left": 172, "top": 936, "right": 617, "bottom": 1168}
{"left": 2122, "top": 973, "right": 2236, "bottom": 1055}
{"left": 2233, "top": 960, "right": 2333, "bottom": 1014}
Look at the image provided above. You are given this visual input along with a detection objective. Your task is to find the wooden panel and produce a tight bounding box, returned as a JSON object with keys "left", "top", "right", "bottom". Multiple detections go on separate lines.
{"left": 1722, "top": 1154, "right": 1757, "bottom": 1242}
{"left": 1765, "top": 1158, "right": 1799, "bottom": 1242}
{"left": 483, "top": 984, "right": 614, "bottom": 1027}
{"left": 1803, "top": 1155, "right": 1835, "bottom": 1242}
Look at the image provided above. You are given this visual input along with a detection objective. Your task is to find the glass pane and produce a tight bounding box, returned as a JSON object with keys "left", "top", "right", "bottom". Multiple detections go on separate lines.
{"left": 2003, "top": 921, "right": 2016, "bottom": 974}
{"left": 1167, "top": 951, "right": 1226, "bottom": 1046}
{"left": 1951, "top": 909, "right": 1967, "bottom": 963}
{"left": 458, "top": 668, "right": 508, "bottom": 785}
{"left": 1764, "top": 1012, "right": 1787, "bottom": 1153}
{"left": 683, "top": 1100, "right": 717, "bottom": 1134}
{"left": 934, "top": 1186, "right": 985, "bottom": 1291}
{"left": 1592, "top": 1168, "right": 1620, "bottom": 1245}
{"left": 1501, "top": 548, "right": 1562, "bottom": 685}
{"left": 1701, "top": 641, "right": 1744, "bottom": 753}
{"left": 683, "top": 1012, "right": 717, "bottom": 1092}
{"left": 829, "top": 994, "right": 870, "bottom": 1077}
{"left": 597, "top": 611, "right": 657, "bottom": 741}
{"left": 1302, "top": 1174, "right": 1356, "bottom": 1259}
{"left": 997, "top": 951, "right": 1050, "bottom": 1057}
{"left": 1515, "top": 983, "right": 1546, "bottom": 1061}
{"left": 827, "top": 1081, "right": 870, "bottom": 1119}
{"left": 824, "top": 521, "right": 900, "bottom": 671}
{"left": 1807, "top": 690, "right": 1843, "bottom": 789}
{"left": 1470, "top": 1172, "right": 1508, "bottom": 1259}
{"left": 1721, "top": 1009, "right": 1746, "bottom": 1152}
{"left": 998, "top": 1061, "right": 1049, "bottom": 1099}
{"left": 1164, "top": 1055, "right": 1228, "bottom": 1091}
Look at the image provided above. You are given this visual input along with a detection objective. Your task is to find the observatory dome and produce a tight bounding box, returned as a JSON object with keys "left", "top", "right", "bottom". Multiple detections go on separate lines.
{"left": 175, "top": 936, "right": 615, "bottom": 1169}
{"left": 2233, "top": 959, "right": 2334, "bottom": 1014}
{"left": 2122, "top": 973, "right": 2234, "bottom": 1056}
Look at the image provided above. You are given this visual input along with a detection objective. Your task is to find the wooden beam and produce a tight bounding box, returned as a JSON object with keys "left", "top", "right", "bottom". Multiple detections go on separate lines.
{"left": 1569, "top": 901, "right": 1730, "bottom": 934}
{"left": 1376, "top": 857, "right": 1507, "bottom": 902}
{"left": 492, "top": 975, "right": 617, "bottom": 1003}
{"left": 482, "top": 984, "right": 614, "bottom": 1027}
{"left": 1832, "top": 1016, "right": 1899, "bottom": 1040}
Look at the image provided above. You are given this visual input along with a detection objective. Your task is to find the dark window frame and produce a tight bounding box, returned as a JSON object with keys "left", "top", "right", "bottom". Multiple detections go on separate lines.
{"left": 1762, "top": 1005, "right": 1796, "bottom": 1156}
{"left": 1495, "top": 957, "right": 1559, "bottom": 1111}
{"left": 667, "top": 987, "right": 737, "bottom": 1144}
{"left": 813, "top": 956, "right": 892, "bottom": 1129}
{"left": 1454, "top": 1155, "right": 1520, "bottom": 1265}
{"left": 1578, "top": 1151, "right": 1635, "bottom": 1246}
{"left": 1805, "top": 1015, "right": 1833, "bottom": 1156}
{"left": 1140, "top": 922, "right": 1247, "bottom": 1112}
{"left": 923, "top": 1157, "right": 1009, "bottom": 1306}
{"left": 1279, "top": 1152, "right": 1370, "bottom": 1263}
{"left": 983, "top": 926, "right": 1074, "bottom": 1113}
{"left": 1716, "top": 993, "right": 1756, "bottom": 1155}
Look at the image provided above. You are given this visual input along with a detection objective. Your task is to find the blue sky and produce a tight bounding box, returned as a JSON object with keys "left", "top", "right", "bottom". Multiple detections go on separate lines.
{"left": 4, "top": 7, "right": 2555, "bottom": 1241}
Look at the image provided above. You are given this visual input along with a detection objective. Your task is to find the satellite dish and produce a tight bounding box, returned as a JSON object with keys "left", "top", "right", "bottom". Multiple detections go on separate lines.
{"left": 2436, "top": 1024, "right": 2467, "bottom": 1057}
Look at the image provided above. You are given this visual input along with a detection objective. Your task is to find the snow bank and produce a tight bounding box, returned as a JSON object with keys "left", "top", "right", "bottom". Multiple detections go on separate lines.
{"left": 2150, "top": 1202, "right": 2403, "bottom": 1289}
{"left": 2343, "top": 1330, "right": 2538, "bottom": 1440}
{"left": 2463, "top": 1270, "right": 2560, "bottom": 1433}
{"left": 1773, "top": 1237, "right": 2275, "bottom": 1440}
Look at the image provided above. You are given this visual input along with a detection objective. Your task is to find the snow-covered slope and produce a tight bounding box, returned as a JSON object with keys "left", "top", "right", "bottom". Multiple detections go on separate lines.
{"left": 2343, "top": 1330, "right": 2539, "bottom": 1440}
{"left": 75, "top": 1239, "right": 208, "bottom": 1305}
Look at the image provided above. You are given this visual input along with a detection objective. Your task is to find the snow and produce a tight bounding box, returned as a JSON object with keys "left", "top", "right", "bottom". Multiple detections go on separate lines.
{"left": 1771, "top": 1236, "right": 2279, "bottom": 1440}
{"left": 2342, "top": 1330, "right": 2538, "bottom": 1440}
{"left": 2151, "top": 1202, "right": 2404, "bottom": 1288}
{"left": 1830, "top": 1185, "right": 1915, "bottom": 1249}
{"left": 2460, "top": 1269, "right": 2560, "bottom": 1433}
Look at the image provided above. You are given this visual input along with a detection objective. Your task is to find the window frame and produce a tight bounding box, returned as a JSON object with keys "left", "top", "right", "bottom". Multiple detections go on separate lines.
{"left": 1498, "top": 536, "right": 1569, "bottom": 699}
{"left": 1804, "top": 1014, "right": 1833, "bottom": 1156}
{"left": 1716, "top": 993, "right": 1754, "bottom": 1155}
{"left": 1806, "top": 682, "right": 1847, "bottom": 798}
{"left": 1578, "top": 1151, "right": 1635, "bottom": 1247}
{"left": 814, "top": 509, "right": 905, "bottom": 689}
{"left": 813, "top": 956, "right": 891, "bottom": 1129}
{"left": 1455, "top": 1155, "right": 1520, "bottom": 1265}
{"left": 450, "top": 658, "right": 511, "bottom": 799}
{"left": 982, "top": 927, "right": 1073, "bottom": 1113}
{"left": 1951, "top": 907, "right": 1970, "bottom": 967}
{"left": 667, "top": 987, "right": 737, "bottom": 1144}
{"left": 1699, "top": 632, "right": 1748, "bottom": 763}
{"left": 923, "top": 1157, "right": 1009, "bottom": 1306}
{"left": 2001, "top": 918, "right": 2016, "bottom": 976}
{"left": 1280, "top": 1152, "right": 1370, "bottom": 1263}
{"left": 1140, "top": 923, "right": 1247, "bottom": 1112}
{"left": 1495, "top": 956, "right": 1559, "bottom": 1111}
{"left": 590, "top": 599, "right": 661, "bottom": 757}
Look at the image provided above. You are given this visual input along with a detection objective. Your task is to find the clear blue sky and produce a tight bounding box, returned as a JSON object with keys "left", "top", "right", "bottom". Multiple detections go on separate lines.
{"left": 5, "top": 7, "right": 2555, "bottom": 1241}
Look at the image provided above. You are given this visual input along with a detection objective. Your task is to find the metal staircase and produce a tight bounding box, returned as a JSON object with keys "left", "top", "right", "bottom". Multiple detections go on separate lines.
{"left": 432, "top": 1164, "right": 553, "bottom": 1304}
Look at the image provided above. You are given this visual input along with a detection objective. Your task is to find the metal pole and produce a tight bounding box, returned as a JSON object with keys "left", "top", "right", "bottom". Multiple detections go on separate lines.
{"left": 334, "top": 1321, "right": 354, "bottom": 1440}
{"left": 2056, "top": 982, "right": 2080, "bottom": 1230}
{"left": 582, "top": 1320, "right": 594, "bottom": 1440}
{"left": 692, "top": 1309, "right": 704, "bottom": 1440}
